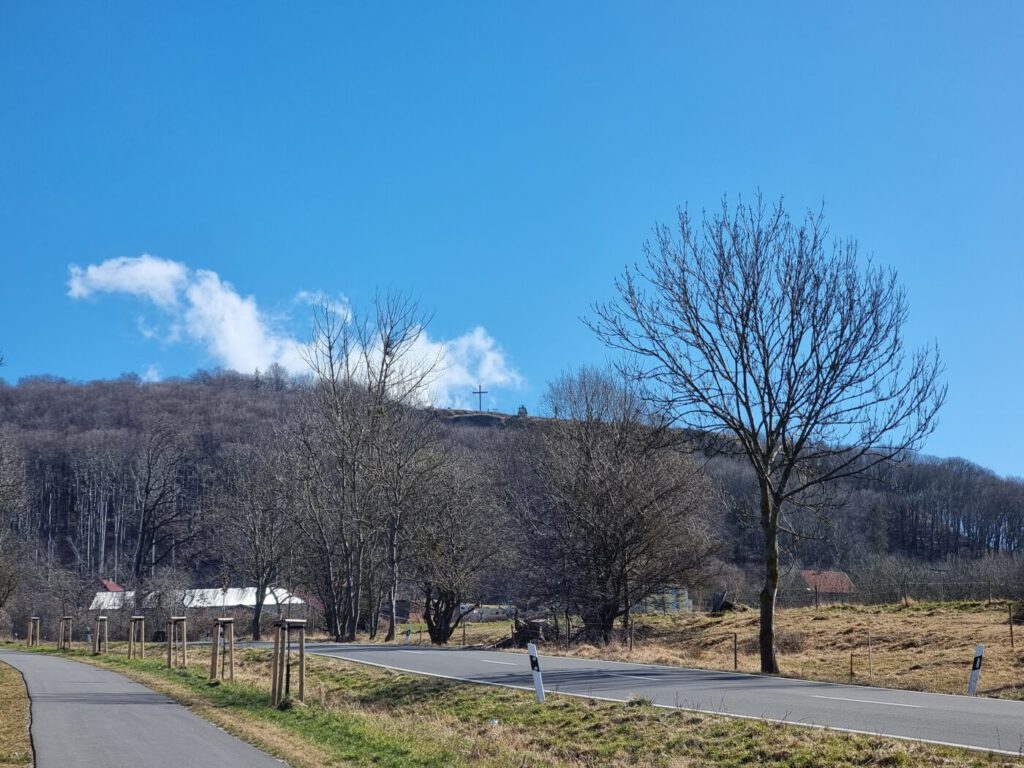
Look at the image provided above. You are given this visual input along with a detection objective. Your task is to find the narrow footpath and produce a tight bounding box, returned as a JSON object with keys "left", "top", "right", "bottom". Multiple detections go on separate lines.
{"left": 0, "top": 651, "right": 283, "bottom": 768}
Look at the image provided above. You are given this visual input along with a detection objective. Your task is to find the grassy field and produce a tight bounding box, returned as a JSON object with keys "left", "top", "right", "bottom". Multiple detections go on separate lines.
{"left": 434, "top": 601, "right": 1024, "bottom": 700}
{"left": 6, "top": 639, "right": 1023, "bottom": 767}
{"left": 0, "top": 659, "right": 32, "bottom": 768}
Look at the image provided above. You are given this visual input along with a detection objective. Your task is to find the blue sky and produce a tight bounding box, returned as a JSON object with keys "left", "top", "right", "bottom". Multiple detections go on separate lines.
{"left": 1, "top": 3, "right": 1022, "bottom": 476}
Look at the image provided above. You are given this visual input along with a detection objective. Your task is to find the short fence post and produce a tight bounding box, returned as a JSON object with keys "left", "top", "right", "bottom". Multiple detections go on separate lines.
{"left": 166, "top": 617, "right": 187, "bottom": 668}
{"left": 867, "top": 632, "right": 873, "bottom": 680}
{"left": 270, "top": 621, "right": 282, "bottom": 706}
{"left": 289, "top": 619, "right": 306, "bottom": 703}
{"left": 733, "top": 633, "right": 738, "bottom": 671}
{"left": 58, "top": 616, "right": 73, "bottom": 650}
{"left": 849, "top": 652, "right": 855, "bottom": 677}
{"left": 93, "top": 616, "right": 108, "bottom": 655}
{"left": 209, "top": 622, "right": 221, "bottom": 682}
{"left": 128, "top": 616, "right": 145, "bottom": 659}
{"left": 1010, "top": 603, "right": 1015, "bottom": 649}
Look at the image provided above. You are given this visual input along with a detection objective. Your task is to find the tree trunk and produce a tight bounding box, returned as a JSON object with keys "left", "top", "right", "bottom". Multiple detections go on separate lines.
{"left": 384, "top": 515, "right": 398, "bottom": 641}
{"left": 758, "top": 482, "right": 780, "bottom": 674}
{"left": 252, "top": 584, "right": 265, "bottom": 641}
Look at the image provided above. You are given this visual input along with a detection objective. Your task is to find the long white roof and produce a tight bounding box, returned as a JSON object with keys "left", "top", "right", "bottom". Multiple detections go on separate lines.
{"left": 89, "top": 587, "right": 303, "bottom": 612}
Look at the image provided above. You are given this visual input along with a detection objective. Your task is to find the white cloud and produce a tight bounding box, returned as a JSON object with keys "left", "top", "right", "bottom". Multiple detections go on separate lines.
{"left": 68, "top": 254, "right": 188, "bottom": 309}
{"left": 183, "top": 270, "right": 303, "bottom": 373}
{"left": 142, "top": 365, "right": 161, "bottom": 383}
{"left": 428, "top": 327, "right": 524, "bottom": 407}
{"left": 67, "top": 255, "right": 524, "bottom": 406}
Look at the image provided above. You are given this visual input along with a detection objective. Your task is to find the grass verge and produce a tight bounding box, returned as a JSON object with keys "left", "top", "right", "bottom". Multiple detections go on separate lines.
{"left": 6, "top": 641, "right": 1023, "bottom": 767}
{"left": 436, "top": 602, "right": 1024, "bottom": 700}
{"left": 0, "top": 659, "right": 32, "bottom": 768}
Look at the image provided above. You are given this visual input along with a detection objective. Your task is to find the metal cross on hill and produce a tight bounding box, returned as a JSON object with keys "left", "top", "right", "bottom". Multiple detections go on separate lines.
{"left": 473, "top": 384, "right": 488, "bottom": 411}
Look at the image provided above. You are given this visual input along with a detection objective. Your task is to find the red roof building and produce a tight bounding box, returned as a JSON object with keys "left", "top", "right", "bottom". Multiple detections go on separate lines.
{"left": 99, "top": 578, "right": 124, "bottom": 592}
{"left": 800, "top": 570, "right": 854, "bottom": 595}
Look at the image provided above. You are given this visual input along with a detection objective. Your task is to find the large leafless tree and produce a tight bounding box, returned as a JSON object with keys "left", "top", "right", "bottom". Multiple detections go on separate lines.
{"left": 514, "top": 367, "right": 719, "bottom": 642}
{"left": 292, "top": 293, "right": 445, "bottom": 641}
{"left": 592, "top": 196, "right": 945, "bottom": 672}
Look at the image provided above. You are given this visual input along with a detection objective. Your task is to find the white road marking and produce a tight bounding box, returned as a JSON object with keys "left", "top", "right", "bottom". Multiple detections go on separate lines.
{"left": 479, "top": 659, "right": 517, "bottom": 666}
{"left": 811, "top": 695, "right": 922, "bottom": 709}
{"left": 607, "top": 672, "right": 651, "bottom": 681}
{"left": 399, "top": 650, "right": 426, "bottom": 654}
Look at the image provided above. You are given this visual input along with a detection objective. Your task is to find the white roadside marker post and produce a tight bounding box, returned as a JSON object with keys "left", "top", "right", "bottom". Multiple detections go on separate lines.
{"left": 527, "top": 642, "right": 545, "bottom": 703}
{"left": 967, "top": 643, "right": 984, "bottom": 695}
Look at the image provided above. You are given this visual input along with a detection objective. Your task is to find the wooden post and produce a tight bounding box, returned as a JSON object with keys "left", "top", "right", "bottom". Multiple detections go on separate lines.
{"left": 1010, "top": 603, "right": 1015, "bottom": 649}
{"left": 93, "top": 617, "right": 108, "bottom": 655}
{"left": 58, "top": 617, "right": 72, "bottom": 650}
{"left": 166, "top": 618, "right": 187, "bottom": 668}
{"left": 28, "top": 617, "right": 40, "bottom": 647}
{"left": 180, "top": 618, "right": 187, "bottom": 667}
{"left": 270, "top": 621, "right": 281, "bottom": 706}
{"left": 733, "top": 632, "right": 738, "bottom": 670}
{"left": 849, "top": 652, "right": 855, "bottom": 677}
{"left": 286, "top": 619, "right": 307, "bottom": 703}
{"left": 298, "top": 625, "right": 305, "bottom": 702}
{"left": 227, "top": 619, "right": 235, "bottom": 681}
{"left": 209, "top": 618, "right": 235, "bottom": 682}
{"left": 867, "top": 632, "right": 873, "bottom": 680}
{"left": 209, "top": 622, "right": 221, "bottom": 682}
{"left": 128, "top": 616, "right": 145, "bottom": 659}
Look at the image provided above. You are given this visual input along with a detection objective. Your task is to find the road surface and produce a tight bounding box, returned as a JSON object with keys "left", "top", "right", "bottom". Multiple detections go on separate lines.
{"left": 0, "top": 650, "right": 283, "bottom": 768}
{"left": 303, "top": 642, "right": 1024, "bottom": 756}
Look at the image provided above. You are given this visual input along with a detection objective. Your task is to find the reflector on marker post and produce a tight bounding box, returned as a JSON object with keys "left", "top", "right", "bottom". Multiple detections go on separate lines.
{"left": 967, "top": 643, "right": 984, "bottom": 695}
{"left": 527, "top": 642, "right": 545, "bottom": 703}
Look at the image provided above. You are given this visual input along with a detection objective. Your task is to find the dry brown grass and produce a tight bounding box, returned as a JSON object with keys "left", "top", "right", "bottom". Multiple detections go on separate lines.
{"left": 534, "top": 601, "right": 1024, "bottom": 698}
{"left": 0, "top": 660, "right": 32, "bottom": 768}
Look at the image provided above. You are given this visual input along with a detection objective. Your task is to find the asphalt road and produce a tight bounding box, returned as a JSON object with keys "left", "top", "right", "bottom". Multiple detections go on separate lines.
{"left": 0, "top": 650, "right": 284, "bottom": 768}
{"left": 303, "top": 643, "right": 1024, "bottom": 756}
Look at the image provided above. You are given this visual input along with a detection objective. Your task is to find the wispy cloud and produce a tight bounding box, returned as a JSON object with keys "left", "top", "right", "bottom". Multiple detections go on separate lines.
{"left": 67, "top": 254, "right": 523, "bottom": 406}
{"left": 68, "top": 254, "right": 188, "bottom": 309}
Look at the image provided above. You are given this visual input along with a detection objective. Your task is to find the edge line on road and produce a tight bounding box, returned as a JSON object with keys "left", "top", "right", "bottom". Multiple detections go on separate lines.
{"left": 811, "top": 695, "right": 922, "bottom": 709}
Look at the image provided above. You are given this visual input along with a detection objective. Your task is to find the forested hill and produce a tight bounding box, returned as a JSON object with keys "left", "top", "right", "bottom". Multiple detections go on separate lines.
{"left": 1, "top": 371, "right": 1022, "bottom": 588}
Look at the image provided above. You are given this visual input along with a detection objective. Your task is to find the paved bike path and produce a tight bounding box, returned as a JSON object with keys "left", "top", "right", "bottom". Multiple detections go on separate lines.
{"left": 0, "top": 651, "right": 284, "bottom": 768}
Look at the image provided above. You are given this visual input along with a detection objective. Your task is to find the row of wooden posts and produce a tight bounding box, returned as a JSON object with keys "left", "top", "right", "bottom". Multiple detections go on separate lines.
{"left": 28, "top": 613, "right": 306, "bottom": 706}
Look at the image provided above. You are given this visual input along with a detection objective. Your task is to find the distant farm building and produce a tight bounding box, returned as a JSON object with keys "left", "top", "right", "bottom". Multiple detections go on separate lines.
{"left": 89, "top": 587, "right": 304, "bottom": 613}
{"left": 801, "top": 570, "right": 855, "bottom": 604}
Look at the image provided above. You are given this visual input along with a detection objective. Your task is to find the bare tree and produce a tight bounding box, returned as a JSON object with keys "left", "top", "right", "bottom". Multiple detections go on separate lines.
{"left": 513, "top": 367, "right": 719, "bottom": 642}
{"left": 214, "top": 438, "right": 298, "bottom": 639}
{"left": 292, "top": 293, "right": 445, "bottom": 641}
{"left": 130, "top": 420, "right": 202, "bottom": 580}
{"left": 592, "top": 195, "right": 945, "bottom": 672}
{"left": 407, "top": 454, "right": 505, "bottom": 644}
{"left": 0, "top": 348, "right": 26, "bottom": 613}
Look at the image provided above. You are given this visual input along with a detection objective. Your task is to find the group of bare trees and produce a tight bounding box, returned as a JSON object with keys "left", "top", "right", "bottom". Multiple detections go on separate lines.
{"left": 0, "top": 194, "right": 1001, "bottom": 680}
